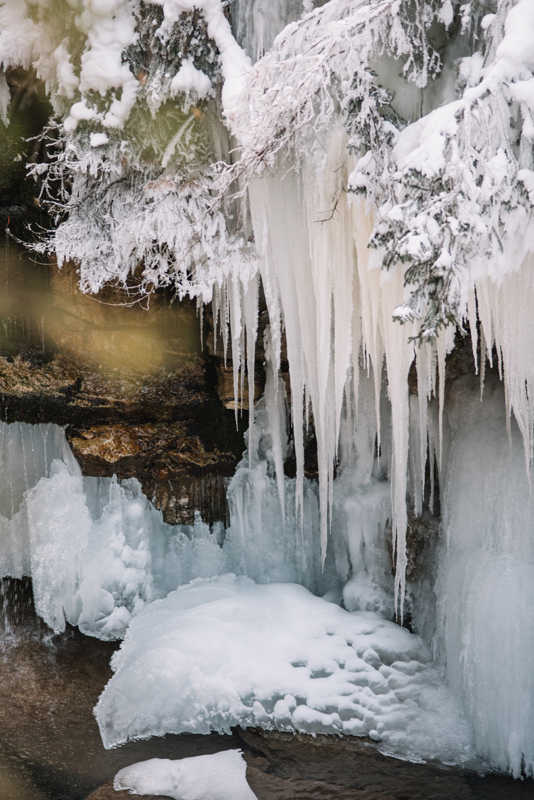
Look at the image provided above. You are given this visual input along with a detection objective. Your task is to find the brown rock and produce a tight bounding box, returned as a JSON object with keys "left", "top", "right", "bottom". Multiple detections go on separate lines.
{"left": 246, "top": 764, "right": 397, "bottom": 799}
{"left": 84, "top": 779, "right": 173, "bottom": 800}
{"left": 0, "top": 352, "right": 244, "bottom": 523}
{"left": 237, "top": 729, "right": 474, "bottom": 800}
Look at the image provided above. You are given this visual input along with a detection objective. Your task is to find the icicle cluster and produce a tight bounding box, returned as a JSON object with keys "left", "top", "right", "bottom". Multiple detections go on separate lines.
{"left": 6, "top": 0, "right": 534, "bottom": 611}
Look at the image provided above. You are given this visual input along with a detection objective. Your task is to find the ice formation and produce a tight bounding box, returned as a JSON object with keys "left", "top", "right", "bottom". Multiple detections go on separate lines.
{"left": 438, "top": 373, "right": 534, "bottom": 779}
{"left": 96, "top": 574, "right": 474, "bottom": 764}
{"left": 1, "top": 0, "right": 534, "bottom": 780}
{"left": 0, "top": 381, "right": 393, "bottom": 638}
{"left": 114, "top": 751, "right": 257, "bottom": 800}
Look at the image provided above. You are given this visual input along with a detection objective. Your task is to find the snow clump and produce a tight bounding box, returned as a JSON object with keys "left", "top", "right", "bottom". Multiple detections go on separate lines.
{"left": 114, "top": 751, "right": 257, "bottom": 800}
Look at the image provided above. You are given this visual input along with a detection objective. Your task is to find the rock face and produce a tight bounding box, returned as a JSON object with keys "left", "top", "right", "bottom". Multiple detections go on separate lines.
{"left": 84, "top": 780, "right": 173, "bottom": 800}
{"left": 0, "top": 253, "right": 246, "bottom": 524}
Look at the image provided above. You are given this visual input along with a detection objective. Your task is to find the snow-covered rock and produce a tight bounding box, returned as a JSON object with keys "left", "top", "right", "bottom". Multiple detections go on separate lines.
{"left": 95, "top": 575, "right": 473, "bottom": 764}
{"left": 114, "top": 751, "right": 257, "bottom": 800}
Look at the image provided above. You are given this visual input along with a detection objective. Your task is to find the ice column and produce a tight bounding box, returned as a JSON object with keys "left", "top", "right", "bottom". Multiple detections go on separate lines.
{"left": 438, "top": 372, "right": 534, "bottom": 778}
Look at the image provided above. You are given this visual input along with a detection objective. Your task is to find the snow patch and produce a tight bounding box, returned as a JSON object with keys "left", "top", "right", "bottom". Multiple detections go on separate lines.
{"left": 170, "top": 58, "right": 212, "bottom": 98}
{"left": 114, "top": 751, "right": 257, "bottom": 800}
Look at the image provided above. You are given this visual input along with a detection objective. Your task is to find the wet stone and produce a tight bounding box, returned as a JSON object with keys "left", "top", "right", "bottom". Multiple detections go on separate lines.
{"left": 84, "top": 780, "right": 173, "bottom": 800}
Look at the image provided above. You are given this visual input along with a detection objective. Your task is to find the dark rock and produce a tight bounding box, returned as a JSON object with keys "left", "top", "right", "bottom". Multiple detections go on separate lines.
{"left": 84, "top": 780, "right": 173, "bottom": 800}
{"left": 0, "top": 352, "right": 244, "bottom": 523}
{"left": 237, "top": 729, "right": 474, "bottom": 800}
{"left": 246, "top": 761, "right": 397, "bottom": 799}
{"left": 0, "top": 252, "right": 249, "bottom": 523}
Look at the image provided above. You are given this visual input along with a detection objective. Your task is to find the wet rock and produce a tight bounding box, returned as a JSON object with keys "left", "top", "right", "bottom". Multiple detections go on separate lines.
{"left": 405, "top": 512, "right": 440, "bottom": 584}
{"left": 0, "top": 352, "right": 209, "bottom": 427}
{"left": 0, "top": 582, "right": 243, "bottom": 799}
{"left": 245, "top": 761, "right": 397, "bottom": 799}
{"left": 237, "top": 729, "right": 474, "bottom": 800}
{"left": 67, "top": 421, "right": 234, "bottom": 524}
{"left": 84, "top": 780, "right": 173, "bottom": 800}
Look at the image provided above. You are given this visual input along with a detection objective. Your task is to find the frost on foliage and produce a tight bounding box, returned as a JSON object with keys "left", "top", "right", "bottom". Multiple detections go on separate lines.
{"left": 35, "top": 119, "right": 254, "bottom": 302}
{"left": 0, "top": 0, "right": 254, "bottom": 302}
{"left": 352, "top": 0, "right": 534, "bottom": 341}
{"left": 218, "top": 0, "right": 454, "bottom": 191}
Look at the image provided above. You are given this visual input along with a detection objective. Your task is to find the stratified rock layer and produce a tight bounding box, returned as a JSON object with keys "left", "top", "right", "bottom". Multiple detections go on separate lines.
{"left": 0, "top": 256, "right": 246, "bottom": 523}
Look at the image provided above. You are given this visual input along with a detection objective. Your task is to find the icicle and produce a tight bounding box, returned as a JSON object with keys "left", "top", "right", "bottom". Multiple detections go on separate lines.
{"left": 243, "top": 272, "right": 259, "bottom": 465}
{"left": 228, "top": 275, "right": 243, "bottom": 423}
{"left": 467, "top": 287, "right": 478, "bottom": 374}
{"left": 212, "top": 285, "right": 220, "bottom": 356}
{"left": 480, "top": 326, "right": 486, "bottom": 400}
{"left": 435, "top": 328, "right": 454, "bottom": 471}
{"left": 264, "top": 327, "right": 288, "bottom": 524}
{"left": 378, "top": 263, "right": 416, "bottom": 620}
{"left": 415, "top": 343, "right": 430, "bottom": 508}
{"left": 352, "top": 198, "right": 383, "bottom": 448}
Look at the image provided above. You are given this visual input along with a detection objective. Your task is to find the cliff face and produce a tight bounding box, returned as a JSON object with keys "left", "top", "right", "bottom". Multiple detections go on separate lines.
{"left": 0, "top": 253, "right": 247, "bottom": 524}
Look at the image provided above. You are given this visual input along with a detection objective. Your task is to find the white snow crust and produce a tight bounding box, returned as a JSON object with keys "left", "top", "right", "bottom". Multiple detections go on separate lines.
{"left": 114, "top": 751, "right": 257, "bottom": 800}
{"left": 95, "top": 574, "right": 473, "bottom": 764}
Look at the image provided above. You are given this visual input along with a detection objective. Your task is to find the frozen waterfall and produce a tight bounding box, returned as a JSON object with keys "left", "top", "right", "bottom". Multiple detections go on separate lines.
{"left": 0, "top": 368, "right": 395, "bottom": 640}
{"left": 1, "top": 0, "right": 534, "bottom": 782}
{"left": 437, "top": 373, "right": 534, "bottom": 778}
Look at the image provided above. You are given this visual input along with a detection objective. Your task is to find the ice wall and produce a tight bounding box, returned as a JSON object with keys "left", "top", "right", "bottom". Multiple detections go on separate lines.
{"left": 0, "top": 422, "right": 234, "bottom": 637}
{"left": 437, "top": 373, "right": 534, "bottom": 778}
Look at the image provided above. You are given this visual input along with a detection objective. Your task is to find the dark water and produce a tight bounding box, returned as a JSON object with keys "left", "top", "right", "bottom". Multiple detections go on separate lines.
{"left": 0, "top": 579, "right": 533, "bottom": 800}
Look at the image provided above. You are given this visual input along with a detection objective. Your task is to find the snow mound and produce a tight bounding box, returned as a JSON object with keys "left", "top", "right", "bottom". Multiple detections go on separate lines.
{"left": 114, "top": 751, "right": 257, "bottom": 800}
{"left": 96, "top": 576, "right": 473, "bottom": 764}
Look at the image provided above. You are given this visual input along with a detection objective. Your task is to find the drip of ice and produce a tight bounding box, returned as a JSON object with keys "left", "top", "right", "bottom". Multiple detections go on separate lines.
{"left": 246, "top": 121, "right": 450, "bottom": 613}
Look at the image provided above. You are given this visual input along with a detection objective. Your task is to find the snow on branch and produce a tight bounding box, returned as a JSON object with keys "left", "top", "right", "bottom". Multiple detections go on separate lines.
{"left": 218, "top": 0, "right": 452, "bottom": 180}
{"left": 352, "top": 0, "right": 534, "bottom": 340}
{"left": 0, "top": 0, "right": 255, "bottom": 303}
